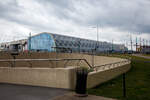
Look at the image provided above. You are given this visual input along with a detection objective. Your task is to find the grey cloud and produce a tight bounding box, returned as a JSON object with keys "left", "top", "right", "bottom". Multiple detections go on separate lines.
{"left": 0, "top": 0, "right": 20, "bottom": 13}
{"left": 36, "top": 0, "right": 76, "bottom": 21}
{"left": 0, "top": 0, "right": 57, "bottom": 32}
{"left": 0, "top": 1, "right": 23, "bottom": 24}
{"left": 0, "top": 0, "right": 150, "bottom": 35}
{"left": 84, "top": 0, "right": 150, "bottom": 33}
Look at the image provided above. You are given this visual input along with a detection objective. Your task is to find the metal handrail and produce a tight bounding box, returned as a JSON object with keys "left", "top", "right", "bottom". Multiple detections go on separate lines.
{"left": 0, "top": 58, "right": 92, "bottom": 68}
{"left": 0, "top": 58, "right": 130, "bottom": 70}
{"left": 93, "top": 60, "right": 130, "bottom": 71}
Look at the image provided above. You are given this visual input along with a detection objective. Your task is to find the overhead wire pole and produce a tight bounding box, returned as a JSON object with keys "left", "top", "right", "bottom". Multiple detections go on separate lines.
{"left": 96, "top": 24, "right": 99, "bottom": 54}
{"left": 143, "top": 39, "right": 145, "bottom": 46}
{"left": 140, "top": 32, "right": 142, "bottom": 52}
{"left": 112, "top": 39, "right": 114, "bottom": 52}
{"left": 130, "top": 33, "right": 133, "bottom": 52}
{"left": 139, "top": 36, "right": 141, "bottom": 53}
{"left": 91, "top": 24, "right": 99, "bottom": 67}
{"left": 136, "top": 37, "right": 138, "bottom": 52}
{"left": 129, "top": 8, "right": 139, "bottom": 53}
{"left": 92, "top": 24, "right": 99, "bottom": 53}
{"left": 29, "top": 32, "right": 31, "bottom": 51}
{"left": 78, "top": 39, "right": 81, "bottom": 53}
{"left": 146, "top": 40, "right": 148, "bottom": 47}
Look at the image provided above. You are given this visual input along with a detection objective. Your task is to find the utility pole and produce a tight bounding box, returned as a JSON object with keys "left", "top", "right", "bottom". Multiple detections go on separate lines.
{"left": 146, "top": 40, "right": 148, "bottom": 47}
{"left": 78, "top": 39, "right": 80, "bottom": 53}
{"left": 130, "top": 33, "right": 133, "bottom": 52}
{"left": 92, "top": 24, "right": 99, "bottom": 67}
{"left": 143, "top": 39, "right": 145, "bottom": 53}
{"left": 95, "top": 24, "right": 99, "bottom": 53}
{"left": 97, "top": 24, "right": 99, "bottom": 42}
{"left": 140, "top": 37, "right": 141, "bottom": 47}
{"left": 136, "top": 37, "right": 137, "bottom": 52}
{"left": 143, "top": 39, "right": 145, "bottom": 46}
{"left": 139, "top": 37, "right": 141, "bottom": 53}
{"left": 112, "top": 39, "right": 113, "bottom": 51}
{"left": 29, "top": 32, "right": 31, "bottom": 51}
{"left": 92, "top": 24, "right": 100, "bottom": 53}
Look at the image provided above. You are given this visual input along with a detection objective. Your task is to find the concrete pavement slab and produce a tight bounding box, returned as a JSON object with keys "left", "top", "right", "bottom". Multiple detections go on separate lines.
{"left": 0, "top": 83, "right": 68, "bottom": 100}
{"left": 51, "top": 92, "right": 117, "bottom": 100}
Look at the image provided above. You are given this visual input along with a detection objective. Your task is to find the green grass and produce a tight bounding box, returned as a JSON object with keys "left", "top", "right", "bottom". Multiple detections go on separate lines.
{"left": 143, "top": 54, "right": 150, "bottom": 57}
{"left": 88, "top": 55, "right": 150, "bottom": 100}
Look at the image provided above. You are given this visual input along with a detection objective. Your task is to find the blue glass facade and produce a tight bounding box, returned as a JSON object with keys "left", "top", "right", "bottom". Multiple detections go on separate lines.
{"left": 28, "top": 32, "right": 128, "bottom": 52}
{"left": 28, "top": 33, "right": 55, "bottom": 52}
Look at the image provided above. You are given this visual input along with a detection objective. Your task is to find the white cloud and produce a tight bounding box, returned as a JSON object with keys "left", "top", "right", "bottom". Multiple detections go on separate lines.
{"left": 0, "top": 0, "right": 150, "bottom": 50}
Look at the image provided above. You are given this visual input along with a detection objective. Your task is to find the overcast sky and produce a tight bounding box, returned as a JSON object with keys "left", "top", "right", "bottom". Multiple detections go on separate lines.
{"left": 0, "top": 0, "right": 150, "bottom": 49}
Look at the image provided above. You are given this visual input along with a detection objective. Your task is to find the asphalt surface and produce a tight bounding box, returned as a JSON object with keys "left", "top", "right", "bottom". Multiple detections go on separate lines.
{"left": 0, "top": 83, "right": 68, "bottom": 100}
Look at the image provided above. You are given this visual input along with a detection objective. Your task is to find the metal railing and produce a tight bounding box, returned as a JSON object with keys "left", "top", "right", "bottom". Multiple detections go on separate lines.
{"left": 0, "top": 58, "right": 92, "bottom": 68}
{"left": 93, "top": 60, "right": 130, "bottom": 71}
{"left": 0, "top": 58, "right": 130, "bottom": 70}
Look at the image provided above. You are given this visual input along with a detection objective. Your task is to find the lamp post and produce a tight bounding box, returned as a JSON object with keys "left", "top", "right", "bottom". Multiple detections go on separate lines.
{"left": 112, "top": 39, "right": 114, "bottom": 52}
{"left": 130, "top": 33, "right": 133, "bottom": 53}
{"left": 91, "top": 24, "right": 99, "bottom": 67}
{"left": 91, "top": 24, "right": 99, "bottom": 53}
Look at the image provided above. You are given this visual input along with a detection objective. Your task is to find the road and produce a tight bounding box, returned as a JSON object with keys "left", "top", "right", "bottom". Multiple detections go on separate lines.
{"left": 0, "top": 83, "right": 68, "bottom": 100}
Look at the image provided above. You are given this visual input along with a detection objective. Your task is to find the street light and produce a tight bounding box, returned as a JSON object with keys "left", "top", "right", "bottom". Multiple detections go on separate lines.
{"left": 91, "top": 24, "right": 99, "bottom": 53}
{"left": 91, "top": 24, "right": 99, "bottom": 67}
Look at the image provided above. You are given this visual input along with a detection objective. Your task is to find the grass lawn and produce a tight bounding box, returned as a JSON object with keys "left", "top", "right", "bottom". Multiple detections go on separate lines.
{"left": 88, "top": 55, "right": 150, "bottom": 100}
{"left": 143, "top": 54, "right": 150, "bottom": 57}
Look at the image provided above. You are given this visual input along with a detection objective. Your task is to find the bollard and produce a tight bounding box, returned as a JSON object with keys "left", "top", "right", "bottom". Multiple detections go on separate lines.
{"left": 75, "top": 68, "right": 88, "bottom": 97}
{"left": 123, "top": 73, "right": 126, "bottom": 97}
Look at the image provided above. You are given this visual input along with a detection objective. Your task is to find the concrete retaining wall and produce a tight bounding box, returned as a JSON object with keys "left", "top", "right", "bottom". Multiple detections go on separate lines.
{"left": 87, "top": 63, "right": 131, "bottom": 88}
{"left": 0, "top": 62, "right": 131, "bottom": 90}
{"left": 0, "top": 52, "right": 125, "bottom": 68}
{"left": 0, "top": 67, "right": 75, "bottom": 89}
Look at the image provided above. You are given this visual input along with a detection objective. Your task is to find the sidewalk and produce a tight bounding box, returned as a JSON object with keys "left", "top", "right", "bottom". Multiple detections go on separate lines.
{"left": 132, "top": 54, "right": 150, "bottom": 59}
{"left": 51, "top": 93, "right": 117, "bottom": 100}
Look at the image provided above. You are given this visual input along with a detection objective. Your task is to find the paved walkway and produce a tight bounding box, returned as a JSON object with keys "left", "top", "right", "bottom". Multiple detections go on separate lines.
{"left": 0, "top": 83, "right": 117, "bottom": 100}
{"left": 51, "top": 92, "right": 117, "bottom": 100}
{"left": 0, "top": 83, "right": 68, "bottom": 100}
{"left": 132, "top": 54, "right": 150, "bottom": 59}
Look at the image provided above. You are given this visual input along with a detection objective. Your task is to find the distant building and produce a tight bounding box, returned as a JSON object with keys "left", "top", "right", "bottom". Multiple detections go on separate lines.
{"left": 0, "top": 39, "right": 27, "bottom": 52}
{"left": 27, "top": 32, "right": 128, "bottom": 53}
{"left": 0, "top": 32, "right": 128, "bottom": 53}
{"left": 137, "top": 45, "right": 150, "bottom": 54}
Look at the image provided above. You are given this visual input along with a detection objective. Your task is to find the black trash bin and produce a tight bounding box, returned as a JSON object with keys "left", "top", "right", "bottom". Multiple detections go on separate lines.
{"left": 75, "top": 68, "right": 88, "bottom": 97}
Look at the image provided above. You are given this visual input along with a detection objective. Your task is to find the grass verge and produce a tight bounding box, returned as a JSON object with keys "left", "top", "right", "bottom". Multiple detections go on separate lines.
{"left": 88, "top": 55, "right": 150, "bottom": 100}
